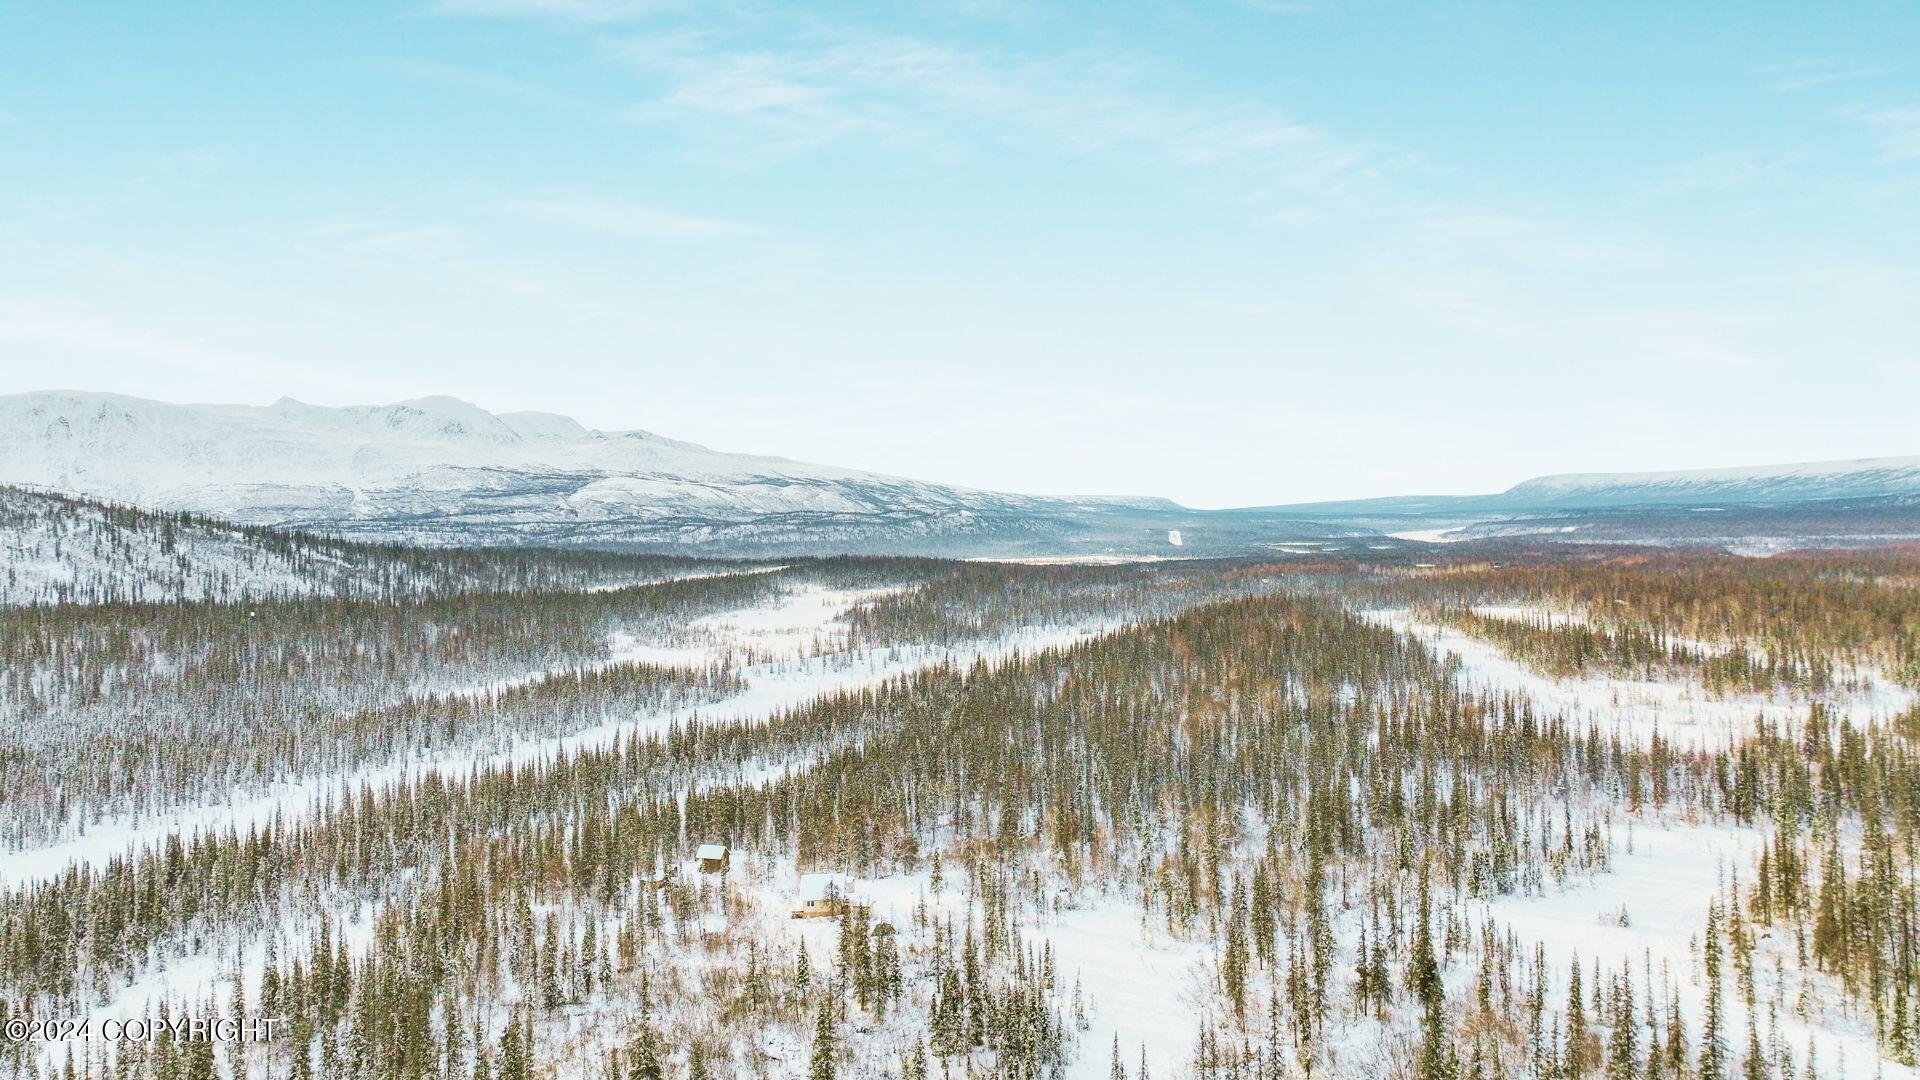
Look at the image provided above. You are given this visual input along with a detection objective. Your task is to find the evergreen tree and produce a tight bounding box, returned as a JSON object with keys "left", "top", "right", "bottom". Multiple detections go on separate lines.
{"left": 809, "top": 1001, "right": 837, "bottom": 1080}
{"left": 1702, "top": 903, "right": 1728, "bottom": 1080}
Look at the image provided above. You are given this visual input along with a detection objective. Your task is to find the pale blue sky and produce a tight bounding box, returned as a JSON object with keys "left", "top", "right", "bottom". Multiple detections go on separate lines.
{"left": 1, "top": 2, "right": 1916, "bottom": 506}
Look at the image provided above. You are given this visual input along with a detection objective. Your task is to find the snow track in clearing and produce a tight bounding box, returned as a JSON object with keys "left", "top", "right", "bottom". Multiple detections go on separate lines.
{"left": 1370, "top": 608, "right": 1915, "bottom": 751}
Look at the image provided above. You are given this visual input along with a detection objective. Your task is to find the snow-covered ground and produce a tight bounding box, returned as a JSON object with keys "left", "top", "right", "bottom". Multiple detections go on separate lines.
{"left": 70, "top": 851, "right": 1182, "bottom": 1078}
{"left": 851, "top": 870, "right": 1210, "bottom": 1079}
{"left": 0, "top": 584, "right": 1119, "bottom": 887}
{"left": 965, "top": 555, "right": 1181, "bottom": 566}
{"left": 1369, "top": 608, "right": 1916, "bottom": 751}
{"left": 12, "top": 582, "right": 1135, "bottom": 1071}
{"left": 1386, "top": 528, "right": 1464, "bottom": 543}
{"left": 608, "top": 580, "right": 895, "bottom": 667}
{"left": 0, "top": 483, "right": 766, "bottom": 605}
{"left": 1478, "top": 819, "right": 1912, "bottom": 1078}
{"left": 21, "top": 584, "right": 1916, "bottom": 1076}
{"left": 1374, "top": 605, "right": 1916, "bottom": 1077}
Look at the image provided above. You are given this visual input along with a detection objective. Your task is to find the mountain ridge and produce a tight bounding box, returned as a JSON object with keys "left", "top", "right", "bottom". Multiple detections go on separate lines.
{"left": 1252, "top": 453, "right": 1920, "bottom": 517}
{"left": 0, "top": 390, "right": 1343, "bottom": 556}
{"left": 1502, "top": 454, "right": 1920, "bottom": 507}
{"left": 5, "top": 388, "right": 1917, "bottom": 555}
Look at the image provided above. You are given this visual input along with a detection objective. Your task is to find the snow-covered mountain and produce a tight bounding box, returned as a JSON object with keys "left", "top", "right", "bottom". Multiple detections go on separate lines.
{"left": 0, "top": 390, "right": 1346, "bottom": 555}
{"left": 1243, "top": 453, "right": 1920, "bottom": 549}
{"left": 12, "top": 389, "right": 1910, "bottom": 556}
{"left": 1500, "top": 454, "right": 1920, "bottom": 507}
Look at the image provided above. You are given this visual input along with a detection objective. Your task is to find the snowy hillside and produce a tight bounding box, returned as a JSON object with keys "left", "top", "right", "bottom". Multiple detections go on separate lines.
{"left": 0, "top": 486, "right": 373, "bottom": 606}
{"left": 1502, "top": 454, "right": 1920, "bottom": 507}
{"left": 1251, "top": 454, "right": 1920, "bottom": 550}
{"left": 0, "top": 484, "right": 760, "bottom": 606}
{"left": 0, "top": 390, "right": 1348, "bottom": 556}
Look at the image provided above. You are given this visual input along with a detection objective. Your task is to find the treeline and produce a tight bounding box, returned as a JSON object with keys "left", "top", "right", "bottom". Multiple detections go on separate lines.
{"left": 0, "top": 553, "right": 1252, "bottom": 843}
{"left": 1371, "top": 549, "right": 1920, "bottom": 691}
{"left": 0, "top": 568, "right": 793, "bottom": 842}
{"left": 841, "top": 559, "right": 1287, "bottom": 649}
{"left": 0, "top": 553, "right": 1230, "bottom": 846}
{"left": 1417, "top": 604, "right": 1840, "bottom": 694}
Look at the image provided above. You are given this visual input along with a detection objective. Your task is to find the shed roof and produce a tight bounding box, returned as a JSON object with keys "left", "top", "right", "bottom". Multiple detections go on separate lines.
{"left": 696, "top": 843, "right": 728, "bottom": 860}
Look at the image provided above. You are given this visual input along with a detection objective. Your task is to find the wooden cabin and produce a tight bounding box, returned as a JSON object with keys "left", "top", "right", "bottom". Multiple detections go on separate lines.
{"left": 696, "top": 843, "right": 730, "bottom": 873}
{"left": 791, "top": 873, "right": 848, "bottom": 919}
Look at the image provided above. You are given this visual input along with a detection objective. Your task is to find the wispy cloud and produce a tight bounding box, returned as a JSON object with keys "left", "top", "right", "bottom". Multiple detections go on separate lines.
{"left": 1416, "top": 212, "right": 1661, "bottom": 270}
{"left": 428, "top": 0, "right": 666, "bottom": 23}
{"left": 423, "top": 0, "right": 1877, "bottom": 404}
{"left": 1759, "top": 59, "right": 1884, "bottom": 93}
{"left": 1237, "top": 0, "right": 1322, "bottom": 14}
{"left": 512, "top": 197, "right": 756, "bottom": 237}
{"left": 380, "top": 58, "right": 588, "bottom": 109}
{"left": 610, "top": 22, "right": 1396, "bottom": 214}
{"left": 343, "top": 225, "right": 468, "bottom": 258}
{"left": 1567, "top": 310, "right": 1770, "bottom": 373}
{"left": 1382, "top": 257, "right": 1770, "bottom": 376}
{"left": 429, "top": 0, "right": 1397, "bottom": 212}
{"left": 0, "top": 296, "right": 301, "bottom": 384}
{"left": 1850, "top": 105, "right": 1920, "bottom": 160}
{"left": 1636, "top": 147, "right": 1814, "bottom": 198}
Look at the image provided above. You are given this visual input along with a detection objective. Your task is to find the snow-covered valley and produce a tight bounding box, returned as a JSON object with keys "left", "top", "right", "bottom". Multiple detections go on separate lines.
{"left": 3, "top": 532, "right": 1918, "bottom": 1080}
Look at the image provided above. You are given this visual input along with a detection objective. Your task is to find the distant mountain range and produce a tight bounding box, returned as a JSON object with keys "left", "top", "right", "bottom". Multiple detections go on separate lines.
{"left": 1253, "top": 456, "right": 1920, "bottom": 552}
{"left": 3, "top": 389, "right": 1916, "bottom": 556}
{"left": 0, "top": 391, "right": 1354, "bottom": 557}
{"left": 1262, "top": 455, "right": 1920, "bottom": 517}
{"left": 1502, "top": 457, "right": 1920, "bottom": 506}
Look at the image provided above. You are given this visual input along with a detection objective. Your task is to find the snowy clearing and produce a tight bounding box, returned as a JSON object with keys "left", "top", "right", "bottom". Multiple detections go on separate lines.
{"left": 1369, "top": 609, "right": 1916, "bottom": 751}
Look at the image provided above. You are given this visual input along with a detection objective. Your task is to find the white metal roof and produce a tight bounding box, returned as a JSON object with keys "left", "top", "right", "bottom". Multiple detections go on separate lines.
{"left": 798, "top": 872, "right": 846, "bottom": 901}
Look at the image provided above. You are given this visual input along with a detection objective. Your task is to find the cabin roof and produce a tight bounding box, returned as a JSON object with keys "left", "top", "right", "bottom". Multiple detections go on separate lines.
{"left": 798, "top": 872, "right": 846, "bottom": 901}
{"left": 696, "top": 843, "right": 728, "bottom": 860}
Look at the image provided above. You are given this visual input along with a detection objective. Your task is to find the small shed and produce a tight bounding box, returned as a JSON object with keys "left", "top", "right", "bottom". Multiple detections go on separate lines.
{"left": 791, "top": 873, "right": 848, "bottom": 919}
{"left": 696, "top": 843, "right": 730, "bottom": 873}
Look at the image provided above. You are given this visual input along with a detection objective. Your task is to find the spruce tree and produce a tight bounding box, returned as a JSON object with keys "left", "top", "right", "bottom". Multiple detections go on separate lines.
{"left": 809, "top": 1002, "right": 837, "bottom": 1080}
{"left": 1702, "top": 903, "right": 1728, "bottom": 1080}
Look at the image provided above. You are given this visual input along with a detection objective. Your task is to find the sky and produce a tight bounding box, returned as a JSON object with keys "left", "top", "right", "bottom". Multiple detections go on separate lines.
{"left": 1, "top": 2, "right": 1917, "bottom": 508}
